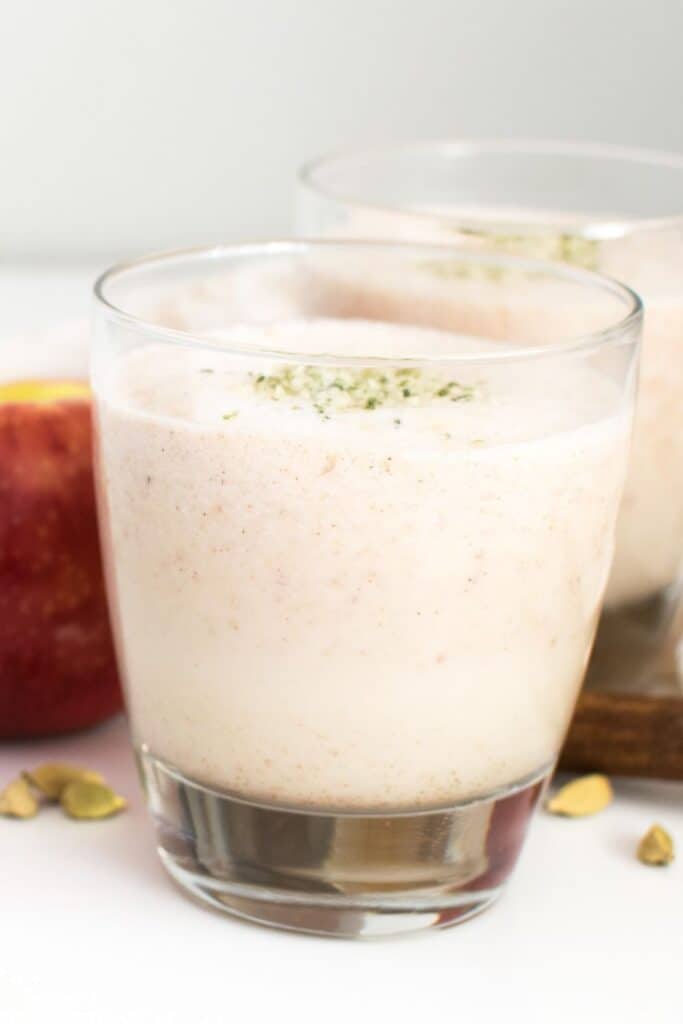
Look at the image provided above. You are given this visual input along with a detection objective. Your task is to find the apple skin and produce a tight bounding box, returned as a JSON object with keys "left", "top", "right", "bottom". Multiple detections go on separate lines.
{"left": 0, "top": 390, "right": 123, "bottom": 738}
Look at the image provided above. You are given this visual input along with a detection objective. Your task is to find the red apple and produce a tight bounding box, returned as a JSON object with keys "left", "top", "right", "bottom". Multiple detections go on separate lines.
{"left": 0, "top": 380, "right": 122, "bottom": 737}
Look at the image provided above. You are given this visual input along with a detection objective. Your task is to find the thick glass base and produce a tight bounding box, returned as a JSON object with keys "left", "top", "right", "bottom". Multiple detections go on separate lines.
{"left": 138, "top": 749, "right": 549, "bottom": 938}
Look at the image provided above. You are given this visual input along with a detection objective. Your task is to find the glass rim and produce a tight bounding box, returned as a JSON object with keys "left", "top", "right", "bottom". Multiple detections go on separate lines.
{"left": 93, "top": 239, "right": 642, "bottom": 367}
{"left": 299, "top": 138, "right": 683, "bottom": 238}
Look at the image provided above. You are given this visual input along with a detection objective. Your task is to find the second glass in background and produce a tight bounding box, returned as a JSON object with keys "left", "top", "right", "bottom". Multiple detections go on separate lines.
{"left": 298, "top": 141, "right": 683, "bottom": 696}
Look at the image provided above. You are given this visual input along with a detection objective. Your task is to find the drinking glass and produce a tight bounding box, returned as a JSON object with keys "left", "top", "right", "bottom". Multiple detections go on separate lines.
{"left": 93, "top": 241, "right": 641, "bottom": 936}
{"left": 298, "top": 141, "right": 683, "bottom": 697}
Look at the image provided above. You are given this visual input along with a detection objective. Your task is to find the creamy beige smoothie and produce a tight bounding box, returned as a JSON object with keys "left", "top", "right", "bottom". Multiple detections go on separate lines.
{"left": 95, "top": 318, "right": 630, "bottom": 811}
{"left": 326, "top": 206, "right": 683, "bottom": 612}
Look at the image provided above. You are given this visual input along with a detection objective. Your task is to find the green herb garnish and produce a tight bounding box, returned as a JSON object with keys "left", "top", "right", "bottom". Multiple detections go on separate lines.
{"left": 253, "top": 366, "right": 476, "bottom": 418}
{"left": 422, "top": 231, "right": 600, "bottom": 283}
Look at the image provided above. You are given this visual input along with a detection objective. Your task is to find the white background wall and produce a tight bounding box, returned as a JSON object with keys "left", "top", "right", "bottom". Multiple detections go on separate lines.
{"left": 1, "top": 0, "right": 681, "bottom": 260}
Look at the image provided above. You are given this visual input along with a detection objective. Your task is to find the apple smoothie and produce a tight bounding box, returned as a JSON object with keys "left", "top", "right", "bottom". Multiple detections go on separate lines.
{"left": 95, "top": 317, "right": 631, "bottom": 811}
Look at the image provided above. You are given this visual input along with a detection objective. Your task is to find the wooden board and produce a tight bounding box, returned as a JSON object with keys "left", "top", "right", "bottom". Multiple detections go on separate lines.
{"left": 559, "top": 692, "right": 683, "bottom": 780}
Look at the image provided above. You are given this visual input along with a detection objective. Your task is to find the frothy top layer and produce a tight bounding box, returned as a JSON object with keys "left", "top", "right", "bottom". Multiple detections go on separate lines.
{"left": 108, "top": 318, "right": 624, "bottom": 452}
{"left": 357, "top": 203, "right": 683, "bottom": 297}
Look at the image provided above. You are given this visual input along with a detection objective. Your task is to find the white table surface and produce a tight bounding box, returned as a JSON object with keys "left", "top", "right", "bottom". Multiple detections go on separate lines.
{"left": 1, "top": 266, "right": 681, "bottom": 1024}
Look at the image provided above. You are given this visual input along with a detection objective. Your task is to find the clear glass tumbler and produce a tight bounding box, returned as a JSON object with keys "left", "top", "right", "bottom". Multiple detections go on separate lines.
{"left": 298, "top": 142, "right": 683, "bottom": 697}
{"left": 93, "top": 241, "right": 641, "bottom": 937}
